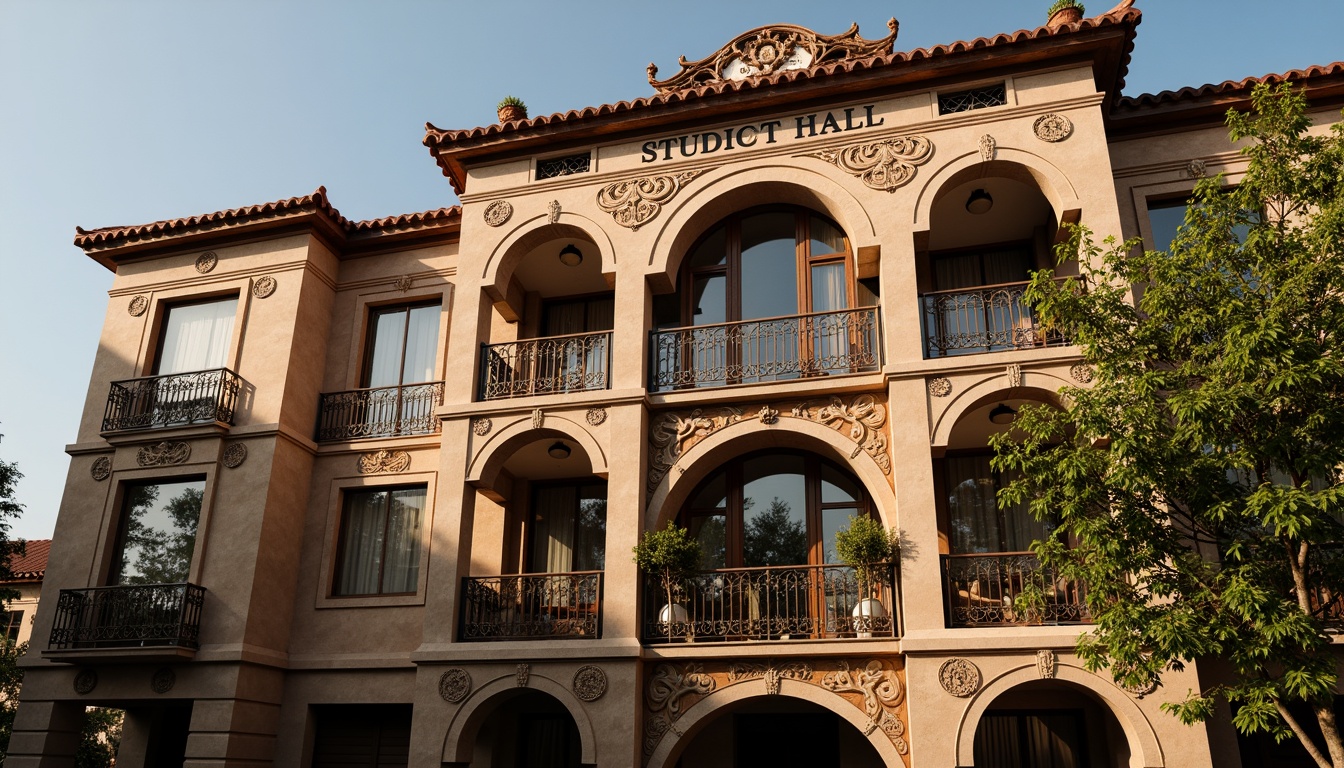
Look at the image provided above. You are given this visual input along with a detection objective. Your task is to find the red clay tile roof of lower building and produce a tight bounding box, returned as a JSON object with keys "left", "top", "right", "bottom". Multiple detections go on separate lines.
{"left": 1115, "top": 62, "right": 1344, "bottom": 111}
{"left": 74, "top": 186, "right": 461, "bottom": 265}
{"left": 5, "top": 539, "right": 50, "bottom": 582}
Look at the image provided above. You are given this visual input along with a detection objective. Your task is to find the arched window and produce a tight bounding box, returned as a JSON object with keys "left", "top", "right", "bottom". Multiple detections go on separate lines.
{"left": 651, "top": 207, "right": 879, "bottom": 390}
{"left": 678, "top": 451, "right": 871, "bottom": 569}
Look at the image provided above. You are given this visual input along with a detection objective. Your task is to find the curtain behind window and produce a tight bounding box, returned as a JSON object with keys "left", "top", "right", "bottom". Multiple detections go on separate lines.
{"left": 156, "top": 298, "right": 237, "bottom": 374}
{"left": 336, "top": 486, "right": 424, "bottom": 596}
{"left": 946, "top": 455, "right": 1047, "bottom": 553}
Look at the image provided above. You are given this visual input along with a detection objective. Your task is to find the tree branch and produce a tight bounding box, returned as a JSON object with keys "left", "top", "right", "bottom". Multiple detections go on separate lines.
{"left": 1276, "top": 700, "right": 1333, "bottom": 768}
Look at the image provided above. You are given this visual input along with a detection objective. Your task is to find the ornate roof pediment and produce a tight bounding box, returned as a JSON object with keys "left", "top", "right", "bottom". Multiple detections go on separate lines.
{"left": 647, "top": 19, "right": 899, "bottom": 94}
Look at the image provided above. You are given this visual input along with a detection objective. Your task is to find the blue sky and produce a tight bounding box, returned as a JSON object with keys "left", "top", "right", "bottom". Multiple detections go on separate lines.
{"left": 1, "top": 0, "right": 1341, "bottom": 540}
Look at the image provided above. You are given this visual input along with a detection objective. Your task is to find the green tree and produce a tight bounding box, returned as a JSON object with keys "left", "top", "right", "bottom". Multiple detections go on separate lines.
{"left": 74, "top": 708, "right": 122, "bottom": 768}
{"left": 995, "top": 83, "right": 1344, "bottom": 765}
{"left": 0, "top": 640, "right": 25, "bottom": 760}
{"left": 743, "top": 499, "right": 807, "bottom": 566}
{"left": 0, "top": 432, "right": 25, "bottom": 600}
{"left": 124, "top": 486, "right": 202, "bottom": 585}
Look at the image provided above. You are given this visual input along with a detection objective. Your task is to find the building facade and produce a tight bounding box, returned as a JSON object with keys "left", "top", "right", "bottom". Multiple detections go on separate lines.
{"left": 10, "top": 2, "right": 1344, "bottom": 766}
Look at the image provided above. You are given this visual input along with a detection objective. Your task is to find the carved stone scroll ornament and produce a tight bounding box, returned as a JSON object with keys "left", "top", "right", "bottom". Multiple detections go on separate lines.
{"left": 573, "top": 665, "right": 608, "bottom": 702}
{"left": 357, "top": 449, "right": 411, "bottom": 475}
{"left": 439, "top": 668, "right": 472, "bottom": 703}
{"left": 728, "top": 661, "right": 812, "bottom": 696}
{"left": 757, "top": 405, "right": 779, "bottom": 425}
{"left": 547, "top": 200, "right": 561, "bottom": 224}
{"left": 1033, "top": 113, "right": 1074, "bottom": 143}
{"left": 648, "top": 20, "right": 898, "bottom": 92}
{"left": 821, "top": 661, "right": 909, "bottom": 753}
{"left": 648, "top": 407, "right": 745, "bottom": 493}
{"left": 1006, "top": 363, "right": 1022, "bottom": 389}
{"left": 482, "top": 200, "right": 513, "bottom": 227}
{"left": 978, "top": 134, "right": 997, "bottom": 162}
{"left": 150, "top": 668, "right": 176, "bottom": 694}
{"left": 472, "top": 417, "right": 493, "bottom": 436}
{"left": 585, "top": 407, "right": 607, "bottom": 426}
{"left": 128, "top": 295, "right": 149, "bottom": 317}
{"left": 647, "top": 663, "right": 716, "bottom": 718}
{"left": 137, "top": 442, "right": 190, "bottom": 467}
{"left": 791, "top": 395, "right": 890, "bottom": 473}
{"left": 928, "top": 377, "right": 952, "bottom": 398}
{"left": 252, "top": 275, "right": 278, "bottom": 299}
{"left": 1036, "top": 649, "right": 1058, "bottom": 679}
{"left": 597, "top": 170, "right": 703, "bottom": 231}
{"left": 516, "top": 663, "right": 530, "bottom": 687}
{"left": 938, "top": 658, "right": 981, "bottom": 698}
{"left": 804, "top": 136, "right": 933, "bottom": 192}
{"left": 221, "top": 443, "right": 248, "bottom": 469}
{"left": 90, "top": 457, "right": 112, "bottom": 481}
{"left": 195, "top": 251, "right": 218, "bottom": 274}
{"left": 531, "top": 408, "right": 545, "bottom": 430}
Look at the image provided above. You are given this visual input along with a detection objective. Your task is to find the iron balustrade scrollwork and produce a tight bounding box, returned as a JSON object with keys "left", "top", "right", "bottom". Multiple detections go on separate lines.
{"left": 315, "top": 381, "right": 444, "bottom": 441}
{"left": 459, "top": 572, "right": 602, "bottom": 641}
{"left": 48, "top": 583, "right": 206, "bottom": 650}
{"left": 942, "top": 553, "right": 1089, "bottom": 627}
{"left": 920, "top": 280, "right": 1069, "bottom": 358}
{"left": 479, "top": 331, "right": 611, "bottom": 400}
{"left": 640, "top": 562, "right": 899, "bottom": 643}
{"left": 649, "top": 307, "right": 880, "bottom": 392}
{"left": 102, "top": 368, "right": 242, "bottom": 432}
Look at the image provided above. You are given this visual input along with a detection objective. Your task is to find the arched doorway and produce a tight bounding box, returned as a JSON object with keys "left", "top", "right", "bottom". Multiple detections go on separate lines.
{"left": 971, "top": 680, "right": 1132, "bottom": 768}
{"left": 675, "top": 697, "right": 886, "bottom": 768}
{"left": 463, "top": 689, "right": 586, "bottom": 768}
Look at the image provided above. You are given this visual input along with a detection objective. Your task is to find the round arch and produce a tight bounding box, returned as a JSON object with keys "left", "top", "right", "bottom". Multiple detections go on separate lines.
{"left": 644, "top": 165, "right": 876, "bottom": 292}
{"left": 930, "top": 373, "right": 1070, "bottom": 449}
{"left": 467, "top": 414, "right": 609, "bottom": 490}
{"left": 645, "top": 677, "right": 906, "bottom": 768}
{"left": 912, "top": 151, "right": 1080, "bottom": 232}
{"left": 954, "top": 662, "right": 1164, "bottom": 768}
{"left": 646, "top": 417, "right": 894, "bottom": 532}
{"left": 480, "top": 212, "right": 616, "bottom": 301}
{"left": 442, "top": 672, "right": 598, "bottom": 765}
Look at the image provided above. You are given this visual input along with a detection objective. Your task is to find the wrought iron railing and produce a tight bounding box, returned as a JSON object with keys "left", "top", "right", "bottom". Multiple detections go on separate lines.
{"left": 650, "top": 307, "right": 880, "bottom": 392}
{"left": 921, "top": 280, "right": 1068, "bottom": 357}
{"left": 103, "top": 368, "right": 242, "bottom": 432}
{"left": 641, "top": 563, "right": 898, "bottom": 643}
{"left": 459, "top": 572, "right": 602, "bottom": 641}
{"left": 48, "top": 583, "right": 207, "bottom": 650}
{"left": 315, "top": 381, "right": 444, "bottom": 441}
{"left": 479, "top": 331, "right": 611, "bottom": 400}
{"left": 942, "top": 553, "right": 1089, "bottom": 627}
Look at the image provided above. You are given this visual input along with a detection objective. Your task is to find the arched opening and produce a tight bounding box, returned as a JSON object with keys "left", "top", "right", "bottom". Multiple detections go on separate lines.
{"left": 480, "top": 227, "right": 612, "bottom": 401}
{"left": 670, "top": 697, "right": 886, "bottom": 768}
{"left": 459, "top": 688, "right": 587, "bottom": 768}
{"left": 650, "top": 205, "right": 879, "bottom": 392}
{"left": 971, "top": 680, "right": 1131, "bottom": 768}
{"left": 936, "top": 390, "right": 1087, "bottom": 628}
{"left": 461, "top": 435, "right": 607, "bottom": 641}
{"left": 918, "top": 163, "right": 1077, "bottom": 358}
{"left": 644, "top": 449, "right": 895, "bottom": 643}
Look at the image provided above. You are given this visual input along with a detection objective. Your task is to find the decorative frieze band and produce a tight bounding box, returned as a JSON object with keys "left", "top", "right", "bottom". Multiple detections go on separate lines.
{"left": 803, "top": 136, "right": 933, "bottom": 192}
{"left": 137, "top": 442, "right": 190, "bottom": 467}
{"left": 357, "top": 449, "right": 411, "bottom": 474}
{"left": 597, "top": 170, "right": 704, "bottom": 231}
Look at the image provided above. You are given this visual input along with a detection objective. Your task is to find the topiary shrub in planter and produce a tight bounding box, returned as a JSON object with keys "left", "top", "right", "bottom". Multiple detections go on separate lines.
{"left": 496, "top": 95, "right": 528, "bottom": 123}
{"left": 835, "top": 514, "right": 900, "bottom": 637}
{"left": 633, "top": 523, "right": 702, "bottom": 641}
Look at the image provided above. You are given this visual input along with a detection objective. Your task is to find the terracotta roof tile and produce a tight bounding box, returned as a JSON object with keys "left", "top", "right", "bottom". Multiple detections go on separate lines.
{"left": 423, "top": 8, "right": 1141, "bottom": 151}
{"left": 1115, "top": 62, "right": 1344, "bottom": 111}
{"left": 5, "top": 539, "right": 50, "bottom": 582}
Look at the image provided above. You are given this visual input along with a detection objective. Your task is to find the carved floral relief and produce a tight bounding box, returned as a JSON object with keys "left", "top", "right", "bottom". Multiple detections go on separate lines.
{"left": 804, "top": 136, "right": 933, "bottom": 192}
{"left": 597, "top": 170, "right": 704, "bottom": 231}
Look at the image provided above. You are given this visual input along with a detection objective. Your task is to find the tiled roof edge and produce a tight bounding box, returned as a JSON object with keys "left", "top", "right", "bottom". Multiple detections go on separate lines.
{"left": 1115, "top": 62, "right": 1344, "bottom": 111}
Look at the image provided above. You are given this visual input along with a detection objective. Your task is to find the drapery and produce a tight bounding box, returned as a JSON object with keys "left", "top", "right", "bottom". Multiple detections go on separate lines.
{"left": 156, "top": 298, "right": 237, "bottom": 374}
{"left": 946, "top": 455, "right": 1047, "bottom": 553}
{"left": 532, "top": 486, "right": 576, "bottom": 574}
{"left": 366, "top": 304, "right": 439, "bottom": 388}
{"left": 336, "top": 486, "right": 424, "bottom": 596}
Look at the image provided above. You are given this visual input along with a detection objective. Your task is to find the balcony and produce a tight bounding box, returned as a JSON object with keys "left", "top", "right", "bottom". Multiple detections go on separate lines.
{"left": 479, "top": 331, "right": 611, "bottom": 400}
{"left": 316, "top": 381, "right": 444, "bottom": 441}
{"left": 649, "top": 307, "right": 880, "bottom": 392}
{"left": 46, "top": 583, "right": 206, "bottom": 659}
{"left": 920, "top": 280, "right": 1068, "bottom": 358}
{"left": 102, "top": 368, "right": 242, "bottom": 433}
{"left": 942, "top": 553, "right": 1089, "bottom": 627}
{"left": 459, "top": 572, "right": 603, "bottom": 641}
{"left": 641, "top": 563, "right": 899, "bottom": 643}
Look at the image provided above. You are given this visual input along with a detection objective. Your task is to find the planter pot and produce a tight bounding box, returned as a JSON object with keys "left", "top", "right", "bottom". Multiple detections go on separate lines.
{"left": 852, "top": 597, "right": 887, "bottom": 639}
{"left": 1048, "top": 7, "right": 1083, "bottom": 27}
{"left": 659, "top": 603, "right": 689, "bottom": 624}
{"left": 497, "top": 105, "right": 526, "bottom": 123}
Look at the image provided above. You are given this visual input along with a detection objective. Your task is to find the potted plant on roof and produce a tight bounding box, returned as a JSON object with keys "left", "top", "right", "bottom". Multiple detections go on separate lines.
{"left": 497, "top": 95, "right": 528, "bottom": 124}
{"left": 1046, "top": 0, "right": 1085, "bottom": 27}
{"left": 633, "top": 523, "right": 702, "bottom": 642}
{"left": 835, "top": 514, "right": 900, "bottom": 638}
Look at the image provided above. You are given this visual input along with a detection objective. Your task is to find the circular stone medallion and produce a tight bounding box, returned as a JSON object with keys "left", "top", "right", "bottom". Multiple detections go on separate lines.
{"left": 195, "top": 251, "right": 218, "bottom": 274}
{"left": 151, "top": 667, "right": 176, "bottom": 694}
{"left": 90, "top": 456, "right": 112, "bottom": 481}
{"left": 483, "top": 200, "right": 514, "bottom": 227}
{"left": 73, "top": 669, "right": 98, "bottom": 695}
{"left": 128, "top": 295, "right": 149, "bottom": 316}
{"left": 222, "top": 443, "right": 248, "bottom": 469}
{"left": 439, "top": 668, "right": 472, "bottom": 703}
{"left": 938, "top": 658, "right": 981, "bottom": 697}
{"left": 252, "top": 276, "right": 277, "bottom": 299}
{"left": 572, "top": 665, "right": 608, "bottom": 702}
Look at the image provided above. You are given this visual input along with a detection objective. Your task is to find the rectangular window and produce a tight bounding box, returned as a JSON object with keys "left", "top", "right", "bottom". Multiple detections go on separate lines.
{"left": 311, "top": 705, "right": 412, "bottom": 768}
{"left": 334, "top": 486, "right": 426, "bottom": 596}
{"left": 364, "top": 302, "right": 441, "bottom": 388}
{"left": 1146, "top": 199, "right": 1188, "bottom": 253}
{"left": 1, "top": 611, "right": 21, "bottom": 645}
{"left": 155, "top": 297, "right": 238, "bottom": 375}
{"left": 528, "top": 482, "right": 607, "bottom": 573}
{"left": 945, "top": 454, "right": 1052, "bottom": 554}
{"left": 113, "top": 478, "right": 205, "bottom": 585}
{"left": 535, "top": 152, "right": 591, "bottom": 180}
{"left": 938, "top": 84, "right": 1008, "bottom": 115}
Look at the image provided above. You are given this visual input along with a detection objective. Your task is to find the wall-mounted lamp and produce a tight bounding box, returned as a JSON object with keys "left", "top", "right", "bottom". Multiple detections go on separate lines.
{"left": 988, "top": 403, "right": 1017, "bottom": 425}
{"left": 558, "top": 244, "right": 584, "bottom": 267}
{"left": 965, "top": 188, "right": 994, "bottom": 215}
{"left": 547, "top": 441, "right": 572, "bottom": 460}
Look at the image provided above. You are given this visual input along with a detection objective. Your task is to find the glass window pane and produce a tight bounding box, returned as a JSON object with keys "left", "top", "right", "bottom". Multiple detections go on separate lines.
{"left": 336, "top": 489, "right": 389, "bottom": 596}
{"left": 400, "top": 305, "right": 440, "bottom": 384}
{"left": 689, "top": 226, "right": 728, "bottom": 268}
{"left": 690, "top": 471, "right": 728, "bottom": 509}
{"left": 809, "top": 215, "right": 846, "bottom": 256}
{"left": 380, "top": 488, "right": 424, "bottom": 593}
{"left": 115, "top": 478, "right": 205, "bottom": 584}
{"left": 811, "top": 262, "right": 848, "bottom": 314}
{"left": 821, "top": 507, "right": 859, "bottom": 564}
{"left": 688, "top": 513, "right": 727, "bottom": 570}
{"left": 575, "top": 485, "right": 607, "bottom": 571}
{"left": 740, "top": 212, "right": 799, "bottom": 320}
{"left": 691, "top": 275, "right": 726, "bottom": 326}
{"left": 742, "top": 455, "right": 807, "bottom": 566}
{"left": 1147, "top": 201, "right": 1188, "bottom": 253}
{"left": 365, "top": 310, "right": 408, "bottom": 388}
{"left": 946, "top": 455, "right": 999, "bottom": 554}
{"left": 821, "top": 463, "right": 860, "bottom": 503}
{"left": 156, "top": 297, "right": 238, "bottom": 374}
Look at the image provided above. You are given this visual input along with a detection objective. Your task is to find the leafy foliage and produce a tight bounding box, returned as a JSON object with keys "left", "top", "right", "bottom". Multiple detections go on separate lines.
{"left": 743, "top": 499, "right": 807, "bottom": 567}
{"left": 0, "top": 640, "right": 24, "bottom": 760}
{"left": 834, "top": 514, "right": 900, "bottom": 596}
{"left": 74, "top": 708, "right": 122, "bottom": 768}
{"left": 633, "top": 523, "right": 702, "bottom": 585}
{"left": 1047, "top": 0, "right": 1084, "bottom": 18}
{"left": 0, "top": 434, "right": 25, "bottom": 604}
{"left": 995, "top": 83, "right": 1344, "bottom": 764}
